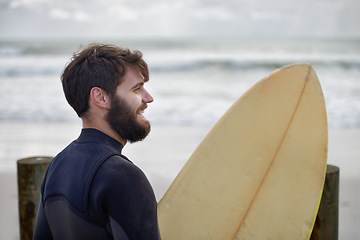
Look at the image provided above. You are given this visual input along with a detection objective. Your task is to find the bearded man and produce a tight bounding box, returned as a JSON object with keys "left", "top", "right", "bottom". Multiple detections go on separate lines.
{"left": 33, "top": 44, "right": 160, "bottom": 240}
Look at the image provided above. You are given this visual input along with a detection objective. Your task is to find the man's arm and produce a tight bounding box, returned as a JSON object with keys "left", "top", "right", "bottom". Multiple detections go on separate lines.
{"left": 33, "top": 201, "right": 53, "bottom": 240}
{"left": 90, "top": 155, "right": 161, "bottom": 240}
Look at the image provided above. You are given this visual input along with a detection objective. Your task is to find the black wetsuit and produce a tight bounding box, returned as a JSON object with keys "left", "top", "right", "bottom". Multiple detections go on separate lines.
{"left": 33, "top": 128, "right": 161, "bottom": 240}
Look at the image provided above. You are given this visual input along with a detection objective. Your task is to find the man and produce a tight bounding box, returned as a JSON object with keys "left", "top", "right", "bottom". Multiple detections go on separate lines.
{"left": 33, "top": 43, "right": 160, "bottom": 240}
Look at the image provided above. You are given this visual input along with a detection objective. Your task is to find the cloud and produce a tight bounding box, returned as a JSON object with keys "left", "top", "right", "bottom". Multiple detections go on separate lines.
{"left": 1, "top": 0, "right": 359, "bottom": 38}
{"left": 49, "top": 8, "right": 70, "bottom": 19}
{"left": 9, "top": 0, "right": 49, "bottom": 9}
{"left": 189, "top": 5, "right": 236, "bottom": 21}
{"left": 106, "top": 4, "right": 139, "bottom": 21}
{"left": 73, "top": 10, "right": 91, "bottom": 22}
{"left": 250, "top": 11, "right": 281, "bottom": 20}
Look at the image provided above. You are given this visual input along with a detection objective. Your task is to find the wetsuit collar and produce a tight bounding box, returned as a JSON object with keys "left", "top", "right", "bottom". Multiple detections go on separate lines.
{"left": 76, "top": 128, "right": 124, "bottom": 153}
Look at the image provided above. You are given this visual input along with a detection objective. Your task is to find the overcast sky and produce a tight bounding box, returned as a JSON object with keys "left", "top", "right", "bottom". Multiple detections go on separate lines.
{"left": 0, "top": 0, "right": 359, "bottom": 39}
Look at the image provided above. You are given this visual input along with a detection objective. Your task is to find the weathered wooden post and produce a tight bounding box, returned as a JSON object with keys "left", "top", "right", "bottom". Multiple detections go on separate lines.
{"left": 17, "top": 156, "right": 52, "bottom": 240}
{"left": 310, "top": 164, "right": 339, "bottom": 240}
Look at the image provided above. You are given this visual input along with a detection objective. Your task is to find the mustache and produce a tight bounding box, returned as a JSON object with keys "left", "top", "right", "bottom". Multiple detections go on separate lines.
{"left": 137, "top": 103, "right": 148, "bottom": 112}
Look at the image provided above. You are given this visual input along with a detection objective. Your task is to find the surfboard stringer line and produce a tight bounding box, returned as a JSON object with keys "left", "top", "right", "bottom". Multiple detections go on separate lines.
{"left": 233, "top": 65, "right": 313, "bottom": 239}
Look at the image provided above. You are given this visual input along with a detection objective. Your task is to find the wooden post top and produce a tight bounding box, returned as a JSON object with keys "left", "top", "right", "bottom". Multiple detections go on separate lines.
{"left": 17, "top": 156, "right": 53, "bottom": 165}
{"left": 326, "top": 165, "right": 339, "bottom": 174}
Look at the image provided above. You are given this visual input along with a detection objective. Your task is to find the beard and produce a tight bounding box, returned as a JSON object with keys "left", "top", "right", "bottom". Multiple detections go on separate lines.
{"left": 106, "top": 96, "right": 151, "bottom": 143}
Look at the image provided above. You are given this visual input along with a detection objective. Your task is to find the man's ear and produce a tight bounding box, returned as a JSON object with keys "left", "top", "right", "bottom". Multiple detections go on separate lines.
{"left": 89, "top": 87, "right": 111, "bottom": 110}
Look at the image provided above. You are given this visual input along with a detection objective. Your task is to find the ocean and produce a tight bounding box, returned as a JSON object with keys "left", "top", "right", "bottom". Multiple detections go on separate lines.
{"left": 0, "top": 37, "right": 359, "bottom": 128}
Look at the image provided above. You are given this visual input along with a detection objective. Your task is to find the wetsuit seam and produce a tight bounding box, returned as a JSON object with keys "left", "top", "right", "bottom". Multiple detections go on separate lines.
{"left": 84, "top": 152, "right": 121, "bottom": 214}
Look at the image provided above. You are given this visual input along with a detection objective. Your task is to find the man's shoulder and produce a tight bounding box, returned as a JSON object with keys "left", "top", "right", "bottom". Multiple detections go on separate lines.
{"left": 91, "top": 154, "right": 156, "bottom": 207}
{"left": 98, "top": 154, "right": 144, "bottom": 182}
{"left": 94, "top": 153, "right": 154, "bottom": 195}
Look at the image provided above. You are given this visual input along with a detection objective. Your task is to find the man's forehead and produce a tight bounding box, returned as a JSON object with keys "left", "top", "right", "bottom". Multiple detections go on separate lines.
{"left": 119, "top": 65, "right": 145, "bottom": 88}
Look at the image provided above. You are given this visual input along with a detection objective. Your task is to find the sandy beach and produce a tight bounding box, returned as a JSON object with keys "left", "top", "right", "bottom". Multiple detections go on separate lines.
{"left": 1, "top": 122, "right": 359, "bottom": 239}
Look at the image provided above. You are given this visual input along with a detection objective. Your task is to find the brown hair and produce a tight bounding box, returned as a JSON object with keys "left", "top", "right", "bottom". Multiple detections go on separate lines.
{"left": 61, "top": 43, "right": 149, "bottom": 117}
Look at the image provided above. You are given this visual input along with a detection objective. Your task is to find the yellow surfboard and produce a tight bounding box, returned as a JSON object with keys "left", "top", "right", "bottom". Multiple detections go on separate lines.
{"left": 157, "top": 64, "right": 328, "bottom": 240}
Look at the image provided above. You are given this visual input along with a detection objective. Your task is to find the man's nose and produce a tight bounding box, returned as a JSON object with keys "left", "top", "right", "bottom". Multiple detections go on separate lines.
{"left": 142, "top": 89, "right": 154, "bottom": 103}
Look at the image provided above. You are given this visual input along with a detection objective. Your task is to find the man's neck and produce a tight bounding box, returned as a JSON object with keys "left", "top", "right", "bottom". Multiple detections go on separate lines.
{"left": 82, "top": 118, "right": 127, "bottom": 146}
